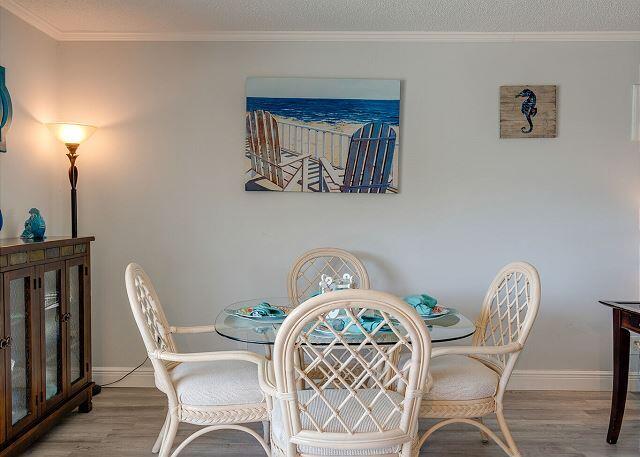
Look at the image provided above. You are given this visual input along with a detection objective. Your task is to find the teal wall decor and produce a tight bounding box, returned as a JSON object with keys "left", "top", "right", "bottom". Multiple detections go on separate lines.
{"left": 0, "top": 66, "right": 13, "bottom": 153}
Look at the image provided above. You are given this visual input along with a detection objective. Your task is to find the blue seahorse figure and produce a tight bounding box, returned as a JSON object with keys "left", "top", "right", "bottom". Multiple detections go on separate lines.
{"left": 516, "top": 88, "right": 537, "bottom": 134}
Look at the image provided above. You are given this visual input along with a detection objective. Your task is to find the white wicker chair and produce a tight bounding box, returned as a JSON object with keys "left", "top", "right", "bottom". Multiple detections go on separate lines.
{"left": 125, "top": 263, "right": 271, "bottom": 457}
{"left": 265, "top": 289, "right": 432, "bottom": 456}
{"left": 288, "top": 247, "right": 370, "bottom": 306}
{"left": 417, "top": 261, "right": 541, "bottom": 457}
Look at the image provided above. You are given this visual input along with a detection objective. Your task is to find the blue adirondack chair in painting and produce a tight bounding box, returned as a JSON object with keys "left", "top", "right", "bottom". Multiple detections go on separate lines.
{"left": 245, "top": 110, "right": 310, "bottom": 191}
{"left": 319, "top": 122, "right": 397, "bottom": 193}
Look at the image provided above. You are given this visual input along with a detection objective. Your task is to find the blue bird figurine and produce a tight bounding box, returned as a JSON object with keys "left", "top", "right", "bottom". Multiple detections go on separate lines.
{"left": 20, "top": 208, "right": 46, "bottom": 240}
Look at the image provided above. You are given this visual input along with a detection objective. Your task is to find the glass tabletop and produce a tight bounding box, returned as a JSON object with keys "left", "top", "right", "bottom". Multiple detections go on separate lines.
{"left": 215, "top": 297, "right": 476, "bottom": 345}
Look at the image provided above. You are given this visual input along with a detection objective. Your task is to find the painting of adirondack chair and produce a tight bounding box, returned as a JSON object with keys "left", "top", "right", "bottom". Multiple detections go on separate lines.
{"left": 245, "top": 110, "right": 310, "bottom": 191}
{"left": 245, "top": 77, "right": 400, "bottom": 193}
{"left": 319, "top": 122, "right": 396, "bottom": 193}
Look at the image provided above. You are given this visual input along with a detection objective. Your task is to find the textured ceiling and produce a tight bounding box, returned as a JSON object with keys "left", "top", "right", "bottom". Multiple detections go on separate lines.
{"left": 6, "top": 0, "right": 640, "bottom": 33}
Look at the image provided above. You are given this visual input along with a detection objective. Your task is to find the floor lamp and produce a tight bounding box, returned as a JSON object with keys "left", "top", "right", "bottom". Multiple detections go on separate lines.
{"left": 46, "top": 123, "right": 97, "bottom": 238}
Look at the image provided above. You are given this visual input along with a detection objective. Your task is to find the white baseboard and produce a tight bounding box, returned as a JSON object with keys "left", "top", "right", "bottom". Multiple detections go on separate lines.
{"left": 94, "top": 367, "right": 640, "bottom": 391}
{"left": 94, "top": 366, "right": 155, "bottom": 388}
{"left": 509, "top": 370, "right": 639, "bottom": 391}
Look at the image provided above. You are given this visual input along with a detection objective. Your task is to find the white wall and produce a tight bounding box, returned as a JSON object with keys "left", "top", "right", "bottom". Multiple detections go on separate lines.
{"left": 0, "top": 9, "right": 67, "bottom": 237}
{"left": 2, "top": 6, "right": 640, "bottom": 378}
{"left": 53, "top": 40, "right": 640, "bottom": 374}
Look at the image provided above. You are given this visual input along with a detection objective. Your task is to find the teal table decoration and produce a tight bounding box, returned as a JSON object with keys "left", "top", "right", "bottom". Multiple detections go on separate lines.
{"left": 0, "top": 66, "right": 12, "bottom": 153}
{"left": 319, "top": 314, "right": 393, "bottom": 335}
{"left": 249, "top": 302, "right": 286, "bottom": 318}
{"left": 404, "top": 294, "right": 438, "bottom": 316}
{"left": 20, "top": 208, "right": 46, "bottom": 240}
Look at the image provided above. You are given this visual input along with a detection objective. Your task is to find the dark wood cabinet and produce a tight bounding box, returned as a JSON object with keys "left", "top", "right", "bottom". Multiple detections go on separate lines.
{"left": 0, "top": 237, "right": 95, "bottom": 456}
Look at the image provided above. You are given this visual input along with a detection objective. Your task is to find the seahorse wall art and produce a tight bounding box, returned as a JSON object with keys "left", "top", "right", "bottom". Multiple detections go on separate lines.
{"left": 499, "top": 85, "right": 557, "bottom": 139}
{"left": 0, "top": 66, "right": 13, "bottom": 153}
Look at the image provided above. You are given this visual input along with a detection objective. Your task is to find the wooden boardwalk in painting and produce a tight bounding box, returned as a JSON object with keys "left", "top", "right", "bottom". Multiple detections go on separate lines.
{"left": 245, "top": 148, "right": 397, "bottom": 193}
{"left": 245, "top": 148, "right": 336, "bottom": 192}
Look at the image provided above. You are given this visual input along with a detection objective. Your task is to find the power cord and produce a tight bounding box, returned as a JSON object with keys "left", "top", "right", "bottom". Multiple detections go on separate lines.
{"left": 100, "top": 357, "right": 149, "bottom": 388}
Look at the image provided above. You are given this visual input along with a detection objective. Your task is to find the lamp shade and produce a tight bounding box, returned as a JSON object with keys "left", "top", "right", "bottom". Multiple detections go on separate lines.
{"left": 633, "top": 85, "right": 640, "bottom": 142}
{"left": 46, "top": 122, "right": 96, "bottom": 145}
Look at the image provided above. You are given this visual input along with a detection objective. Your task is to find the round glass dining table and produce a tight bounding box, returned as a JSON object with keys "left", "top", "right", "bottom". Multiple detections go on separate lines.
{"left": 215, "top": 297, "right": 476, "bottom": 345}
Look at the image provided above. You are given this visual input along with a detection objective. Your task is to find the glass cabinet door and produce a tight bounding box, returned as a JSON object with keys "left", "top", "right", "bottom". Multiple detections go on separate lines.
{"left": 40, "top": 263, "right": 65, "bottom": 409}
{"left": 3, "top": 268, "right": 39, "bottom": 437}
{"left": 66, "top": 258, "right": 88, "bottom": 393}
{"left": 0, "top": 280, "right": 5, "bottom": 444}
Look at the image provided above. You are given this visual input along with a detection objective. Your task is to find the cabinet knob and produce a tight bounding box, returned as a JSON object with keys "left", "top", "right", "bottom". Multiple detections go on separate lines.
{"left": 61, "top": 313, "right": 71, "bottom": 322}
{"left": 0, "top": 336, "right": 10, "bottom": 349}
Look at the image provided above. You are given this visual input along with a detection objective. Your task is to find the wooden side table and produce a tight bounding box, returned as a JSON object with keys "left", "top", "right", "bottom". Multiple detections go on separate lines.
{"left": 600, "top": 301, "right": 640, "bottom": 444}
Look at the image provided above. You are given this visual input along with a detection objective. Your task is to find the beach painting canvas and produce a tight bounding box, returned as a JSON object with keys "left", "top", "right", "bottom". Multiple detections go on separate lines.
{"left": 245, "top": 77, "right": 400, "bottom": 193}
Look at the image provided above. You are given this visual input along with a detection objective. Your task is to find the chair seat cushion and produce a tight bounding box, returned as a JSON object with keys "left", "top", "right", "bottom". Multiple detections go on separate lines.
{"left": 170, "top": 360, "right": 264, "bottom": 406}
{"left": 271, "top": 389, "right": 403, "bottom": 456}
{"left": 425, "top": 355, "right": 499, "bottom": 401}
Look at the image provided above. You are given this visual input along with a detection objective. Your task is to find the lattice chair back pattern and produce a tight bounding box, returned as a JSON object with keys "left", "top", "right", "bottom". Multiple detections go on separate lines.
{"left": 127, "top": 263, "right": 177, "bottom": 355}
{"left": 288, "top": 248, "right": 370, "bottom": 305}
{"left": 271, "top": 289, "right": 431, "bottom": 456}
{"left": 473, "top": 261, "right": 541, "bottom": 375}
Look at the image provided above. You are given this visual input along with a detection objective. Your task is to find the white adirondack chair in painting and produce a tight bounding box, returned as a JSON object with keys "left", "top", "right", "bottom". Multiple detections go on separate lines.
{"left": 246, "top": 110, "right": 310, "bottom": 191}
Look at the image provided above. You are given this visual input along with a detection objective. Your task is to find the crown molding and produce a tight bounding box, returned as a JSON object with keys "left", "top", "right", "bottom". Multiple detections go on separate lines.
{"left": 58, "top": 30, "right": 640, "bottom": 43}
{"left": 0, "top": 0, "right": 63, "bottom": 40}
{"left": 2, "top": 1, "right": 640, "bottom": 43}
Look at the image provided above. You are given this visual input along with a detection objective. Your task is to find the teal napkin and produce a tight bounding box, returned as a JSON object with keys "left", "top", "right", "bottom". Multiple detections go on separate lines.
{"left": 249, "top": 302, "right": 285, "bottom": 318}
{"left": 326, "top": 315, "right": 391, "bottom": 333}
{"left": 359, "top": 315, "right": 390, "bottom": 333}
{"left": 403, "top": 294, "right": 438, "bottom": 316}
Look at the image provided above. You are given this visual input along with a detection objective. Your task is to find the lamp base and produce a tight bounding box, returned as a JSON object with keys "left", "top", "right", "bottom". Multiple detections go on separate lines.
{"left": 71, "top": 187, "right": 77, "bottom": 238}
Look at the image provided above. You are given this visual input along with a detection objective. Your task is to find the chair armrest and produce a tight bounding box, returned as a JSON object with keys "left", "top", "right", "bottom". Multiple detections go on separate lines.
{"left": 150, "top": 349, "right": 278, "bottom": 397}
{"left": 319, "top": 157, "right": 342, "bottom": 185}
{"left": 431, "top": 342, "right": 522, "bottom": 359}
{"left": 151, "top": 349, "right": 265, "bottom": 364}
{"left": 169, "top": 324, "right": 216, "bottom": 334}
{"left": 280, "top": 153, "right": 311, "bottom": 167}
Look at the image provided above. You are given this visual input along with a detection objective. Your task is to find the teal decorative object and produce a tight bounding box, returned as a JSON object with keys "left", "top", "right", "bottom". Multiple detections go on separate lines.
{"left": 0, "top": 66, "right": 13, "bottom": 153}
{"left": 404, "top": 294, "right": 438, "bottom": 316}
{"left": 20, "top": 208, "right": 46, "bottom": 241}
{"left": 249, "top": 302, "right": 285, "bottom": 318}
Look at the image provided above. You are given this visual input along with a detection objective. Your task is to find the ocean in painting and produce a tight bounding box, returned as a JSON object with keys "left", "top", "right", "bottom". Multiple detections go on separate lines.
{"left": 246, "top": 97, "right": 400, "bottom": 126}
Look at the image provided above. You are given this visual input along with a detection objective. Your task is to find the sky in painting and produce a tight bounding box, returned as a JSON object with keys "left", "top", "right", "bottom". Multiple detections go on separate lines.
{"left": 246, "top": 77, "right": 400, "bottom": 100}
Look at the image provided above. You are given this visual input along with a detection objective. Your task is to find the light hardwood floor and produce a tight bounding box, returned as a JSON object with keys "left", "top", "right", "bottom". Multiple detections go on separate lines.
{"left": 21, "top": 388, "right": 639, "bottom": 456}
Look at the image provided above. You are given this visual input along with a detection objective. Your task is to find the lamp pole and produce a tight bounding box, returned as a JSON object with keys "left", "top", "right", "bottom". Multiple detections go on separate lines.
{"left": 65, "top": 143, "right": 79, "bottom": 238}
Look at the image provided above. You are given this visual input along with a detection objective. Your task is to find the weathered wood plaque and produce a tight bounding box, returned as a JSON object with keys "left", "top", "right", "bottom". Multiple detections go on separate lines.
{"left": 500, "top": 85, "right": 557, "bottom": 138}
